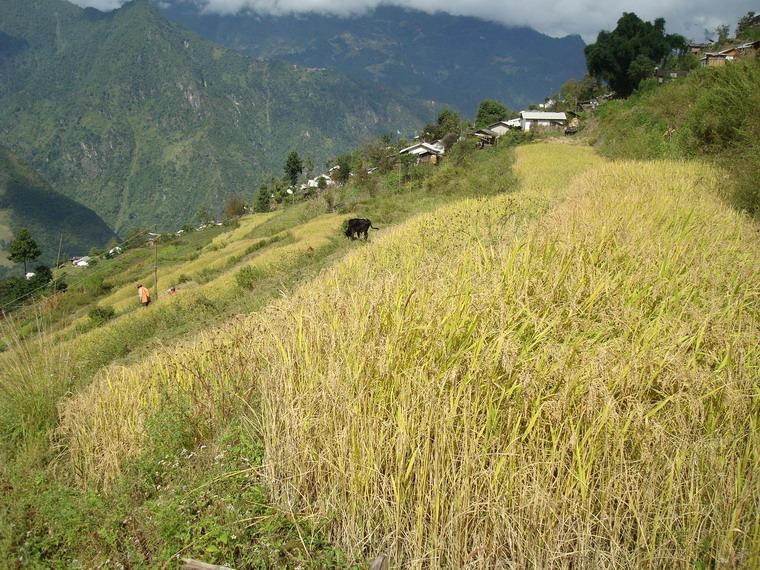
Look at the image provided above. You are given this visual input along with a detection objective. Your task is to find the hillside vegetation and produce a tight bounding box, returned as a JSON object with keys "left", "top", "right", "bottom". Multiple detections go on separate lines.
{"left": 2, "top": 140, "right": 757, "bottom": 567}
{"left": 0, "top": 145, "right": 115, "bottom": 278}
{"left": 0, "top": 0, "right": 431, "bottom": 232}
{"left": 0, "top": 139, "right": 515, "bottom": 567}
{"left": 591, "top": 60, "right": 760, "bottom": 216}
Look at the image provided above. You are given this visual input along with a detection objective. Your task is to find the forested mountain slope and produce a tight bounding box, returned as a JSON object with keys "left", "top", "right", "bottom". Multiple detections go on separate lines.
{"left": 0, "top": 145, "right": 115, "bottom": 278}
{"left": 163, "top": 3, "right": 588, "bottom": 113}
{"left": 0, "top": 0, "right": 432, "bottom": 232}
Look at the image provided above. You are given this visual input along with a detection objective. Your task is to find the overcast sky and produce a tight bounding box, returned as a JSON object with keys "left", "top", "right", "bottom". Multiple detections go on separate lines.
{"left": 69, "top": 0, "right": 756, "bottom": 41}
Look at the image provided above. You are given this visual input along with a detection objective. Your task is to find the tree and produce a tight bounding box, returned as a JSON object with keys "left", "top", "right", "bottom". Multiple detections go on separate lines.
{"left": 627, "top": 54, "right": 657, "bottom": 87}
{"left": 559, "top": 75, "right": 605, "bottom": 109}
{"left": 224, "top": 195, "right": 246, "bottom": 219}
{"left": 715, "top": 24, "right": 730, "bottom": 44}
{"left": 303, "top": 156, "right": 315, "bottom": 178}
{"left": 8, "top": 229, "right": 41, "bottom": 274}
{"left": 284, "top": 150, "right": 303, "bottom": 186}
{"left": 736, "top": 12, "right": 760, "bottom": 39}
{"left": 423, "top": 109, "right": 463, "bottom": 141}
{"left": 253, "top": 185, "right": 270, "bottom": 213}
{"left": 585, "top": 13, "right": 686, "bottom": 96}
{"left": 475, "top": 99, "right": 509, "bottom": 128}
{"left": 331, "top": 155, "right": 352, "bottom": 184}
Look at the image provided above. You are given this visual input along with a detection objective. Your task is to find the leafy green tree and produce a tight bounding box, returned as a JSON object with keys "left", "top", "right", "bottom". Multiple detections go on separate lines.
{"left": 423, "top": 109, "right": 463, "bottom": 141}
{"left": 284, "top": 150, "right": 304, "bottom": 186}
{"left": 8, "top": 229, "right": 41, "bottom": 274}
{"left": 475, "top": 99, "right": 509, "bottom": 128}
{"left": 585, "top": 13, "right": 686, "bottom": 96}
{"left": 628, "top": 54, "right": 658, "bottom": 87}
{"left": 253, "top": 185, "right": 270, "bottom": 213}
{"left": 331, "top": 155, "right": 352, "bottom": 184}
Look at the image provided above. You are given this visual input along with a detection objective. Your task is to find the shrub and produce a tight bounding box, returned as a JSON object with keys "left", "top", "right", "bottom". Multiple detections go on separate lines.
{"left": 235, "top": 266, "right": 264, "bottom": 290}
{"left": 88, "top": 305, "right": 116, "bottom": 326}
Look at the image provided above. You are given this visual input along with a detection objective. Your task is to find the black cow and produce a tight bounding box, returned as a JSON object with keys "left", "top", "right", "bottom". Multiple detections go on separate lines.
{"left": 344, "top": 218, "right": 379, "bottom": 240}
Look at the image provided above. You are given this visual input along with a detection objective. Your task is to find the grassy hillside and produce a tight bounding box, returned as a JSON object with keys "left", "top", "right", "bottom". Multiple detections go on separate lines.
{"left": 0, "top": 139, "right": 516, "bottom": 566}
{"left": 0, "top": 145, "right": 116, "bottom": 278}
{"left": 0, "top": 0, "right": 432, "bottom": 232}
{"left": 2, "top": 140, "right": 757, "bottom": 567}
{"left": 590, "top": 60, "right": 760, "bottom": 217}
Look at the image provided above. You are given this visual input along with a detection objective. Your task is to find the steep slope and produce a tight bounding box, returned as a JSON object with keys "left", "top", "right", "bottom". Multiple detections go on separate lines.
{"left": 55, "top": 143, "right": 760, "bottom": 567}
{"left": 0, "top": 0, "right": 433, "bottom": 232}
{"left": 162, "top": 4, "right": 588, "bottom": 112}
{"left": 0, "top": 145, "right": 116, "bottom": 278}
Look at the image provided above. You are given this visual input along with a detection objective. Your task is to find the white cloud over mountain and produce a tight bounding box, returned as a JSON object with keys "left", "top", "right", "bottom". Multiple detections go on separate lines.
{"left": 69, "top": 0, "right": 756, "bottom": 41}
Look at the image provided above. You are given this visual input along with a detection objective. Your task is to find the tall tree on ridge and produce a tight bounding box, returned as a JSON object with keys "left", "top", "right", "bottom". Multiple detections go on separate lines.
{"left": 8, "top": 229, "right": 41, "bottom": 274}
{"left": 585, "top": 13, "right": 685, "bottom": 96}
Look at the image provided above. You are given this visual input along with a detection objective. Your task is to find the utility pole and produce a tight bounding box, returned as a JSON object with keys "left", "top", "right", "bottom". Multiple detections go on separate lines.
{"left": 154, "top": 225, "right": 159, "bottom": 301}
{"left": 55, "top": 232, "right": 63, "bottom": 269}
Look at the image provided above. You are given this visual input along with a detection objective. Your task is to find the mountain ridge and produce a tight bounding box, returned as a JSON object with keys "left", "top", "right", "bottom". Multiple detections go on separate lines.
{"left": 161, "top": 3, "right": 587, "bottom": 112}
{"left": 0, "top": 0, "right": 433, "bottom": 232}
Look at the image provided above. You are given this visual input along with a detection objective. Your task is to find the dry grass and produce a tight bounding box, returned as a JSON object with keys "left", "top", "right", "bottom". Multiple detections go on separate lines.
{"left": 56, "top": 143, "right": 760, "bottom": 567}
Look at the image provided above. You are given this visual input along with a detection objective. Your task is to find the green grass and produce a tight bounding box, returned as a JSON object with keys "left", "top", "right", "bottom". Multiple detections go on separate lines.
{"left": 590, "top": 60, "right": 760, "bottom": 216}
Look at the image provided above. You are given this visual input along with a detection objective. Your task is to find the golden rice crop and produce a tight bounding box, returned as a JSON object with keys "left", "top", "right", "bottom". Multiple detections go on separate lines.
{"left": 57, "top": 143, "right": 760, "bottom": 567}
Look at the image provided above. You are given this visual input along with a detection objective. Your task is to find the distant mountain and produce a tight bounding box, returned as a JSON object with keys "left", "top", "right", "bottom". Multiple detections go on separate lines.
{"left": 161, "top": 4, "right": 588, "bottom": 113}
{"left": 0, "top": 145, "right": 116, "bottom": 278}
{"left": 0, "top": 0, "right": 433, "bottom": 232}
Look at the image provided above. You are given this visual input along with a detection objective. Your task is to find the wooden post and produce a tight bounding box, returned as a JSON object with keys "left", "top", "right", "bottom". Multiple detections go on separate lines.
{"left": 55, "top": 232, "right": 63, "bottom": 269}
{"left": 181, "top": 559, "right": 234, "bottom": 570}
{"left": 369, "top": 554, "right": 389, "bottom": 570}
{"left": 153, "top": 225, "right": 158, "bottom": 301}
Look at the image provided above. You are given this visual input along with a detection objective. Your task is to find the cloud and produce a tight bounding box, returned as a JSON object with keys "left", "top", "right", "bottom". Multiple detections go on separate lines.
{"left": 71, "top": 0, "right": 126, "bottom": 9}
{"left": 68, "top": 0, "right": 757, "bottom": 41}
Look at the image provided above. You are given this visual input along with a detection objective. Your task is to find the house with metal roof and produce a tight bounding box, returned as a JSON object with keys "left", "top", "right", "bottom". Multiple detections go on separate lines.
{"left": 519, "top": 111, "right": 568, "bottom": 132}
{"left": 485, "top": 119, "right": 522, "bottom": 136}
{"left": 399, "top": 141, "right": 445, "bottom": 164}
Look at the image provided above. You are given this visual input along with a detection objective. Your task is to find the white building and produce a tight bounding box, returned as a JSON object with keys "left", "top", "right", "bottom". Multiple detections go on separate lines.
{"left": 73, "top": 256, "right": 91, "bottom": 267}
{"left": 302, "top": 174, "right": 335, "bottom": 190}
{"left": 486, "top": 119, "right": 522, "bottom": 136}
{"left": 519, "top": 111, "right": 568, "bottom": 132}
{"left": 399, "top": 141, "right": 445, "bottom": 164}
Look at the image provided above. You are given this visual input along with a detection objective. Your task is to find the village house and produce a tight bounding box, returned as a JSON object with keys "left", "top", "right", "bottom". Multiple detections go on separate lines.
{"left": 519, "top": 111, "right": 568, "bottom": 132}
{"left": 485, "top": 119, "right": 521, "bottom": 136}
{"left": 399, "top": 141, "right": 445, "bottom": 165}
{"left": 700, "top": 41, "right": 760, "bottom": 66}
{"left": 687, "top": 42, "right": 712, "bottom": 56}
{"left": 470, "top": 128, "right": 499, "bottom": 148}
{"left": 654, "top": 67, "right": 690, "bottom": 83}
{"left": 72, "top": 256, "right": 91, "bottom": 267}
{"left": 303, "top": 174, "right": 335, "bottom": 189}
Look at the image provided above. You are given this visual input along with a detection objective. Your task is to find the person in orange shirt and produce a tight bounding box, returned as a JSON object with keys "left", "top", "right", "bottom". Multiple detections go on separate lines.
{"left": 137, "top": 283, "right": 151, "bottom": 307}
